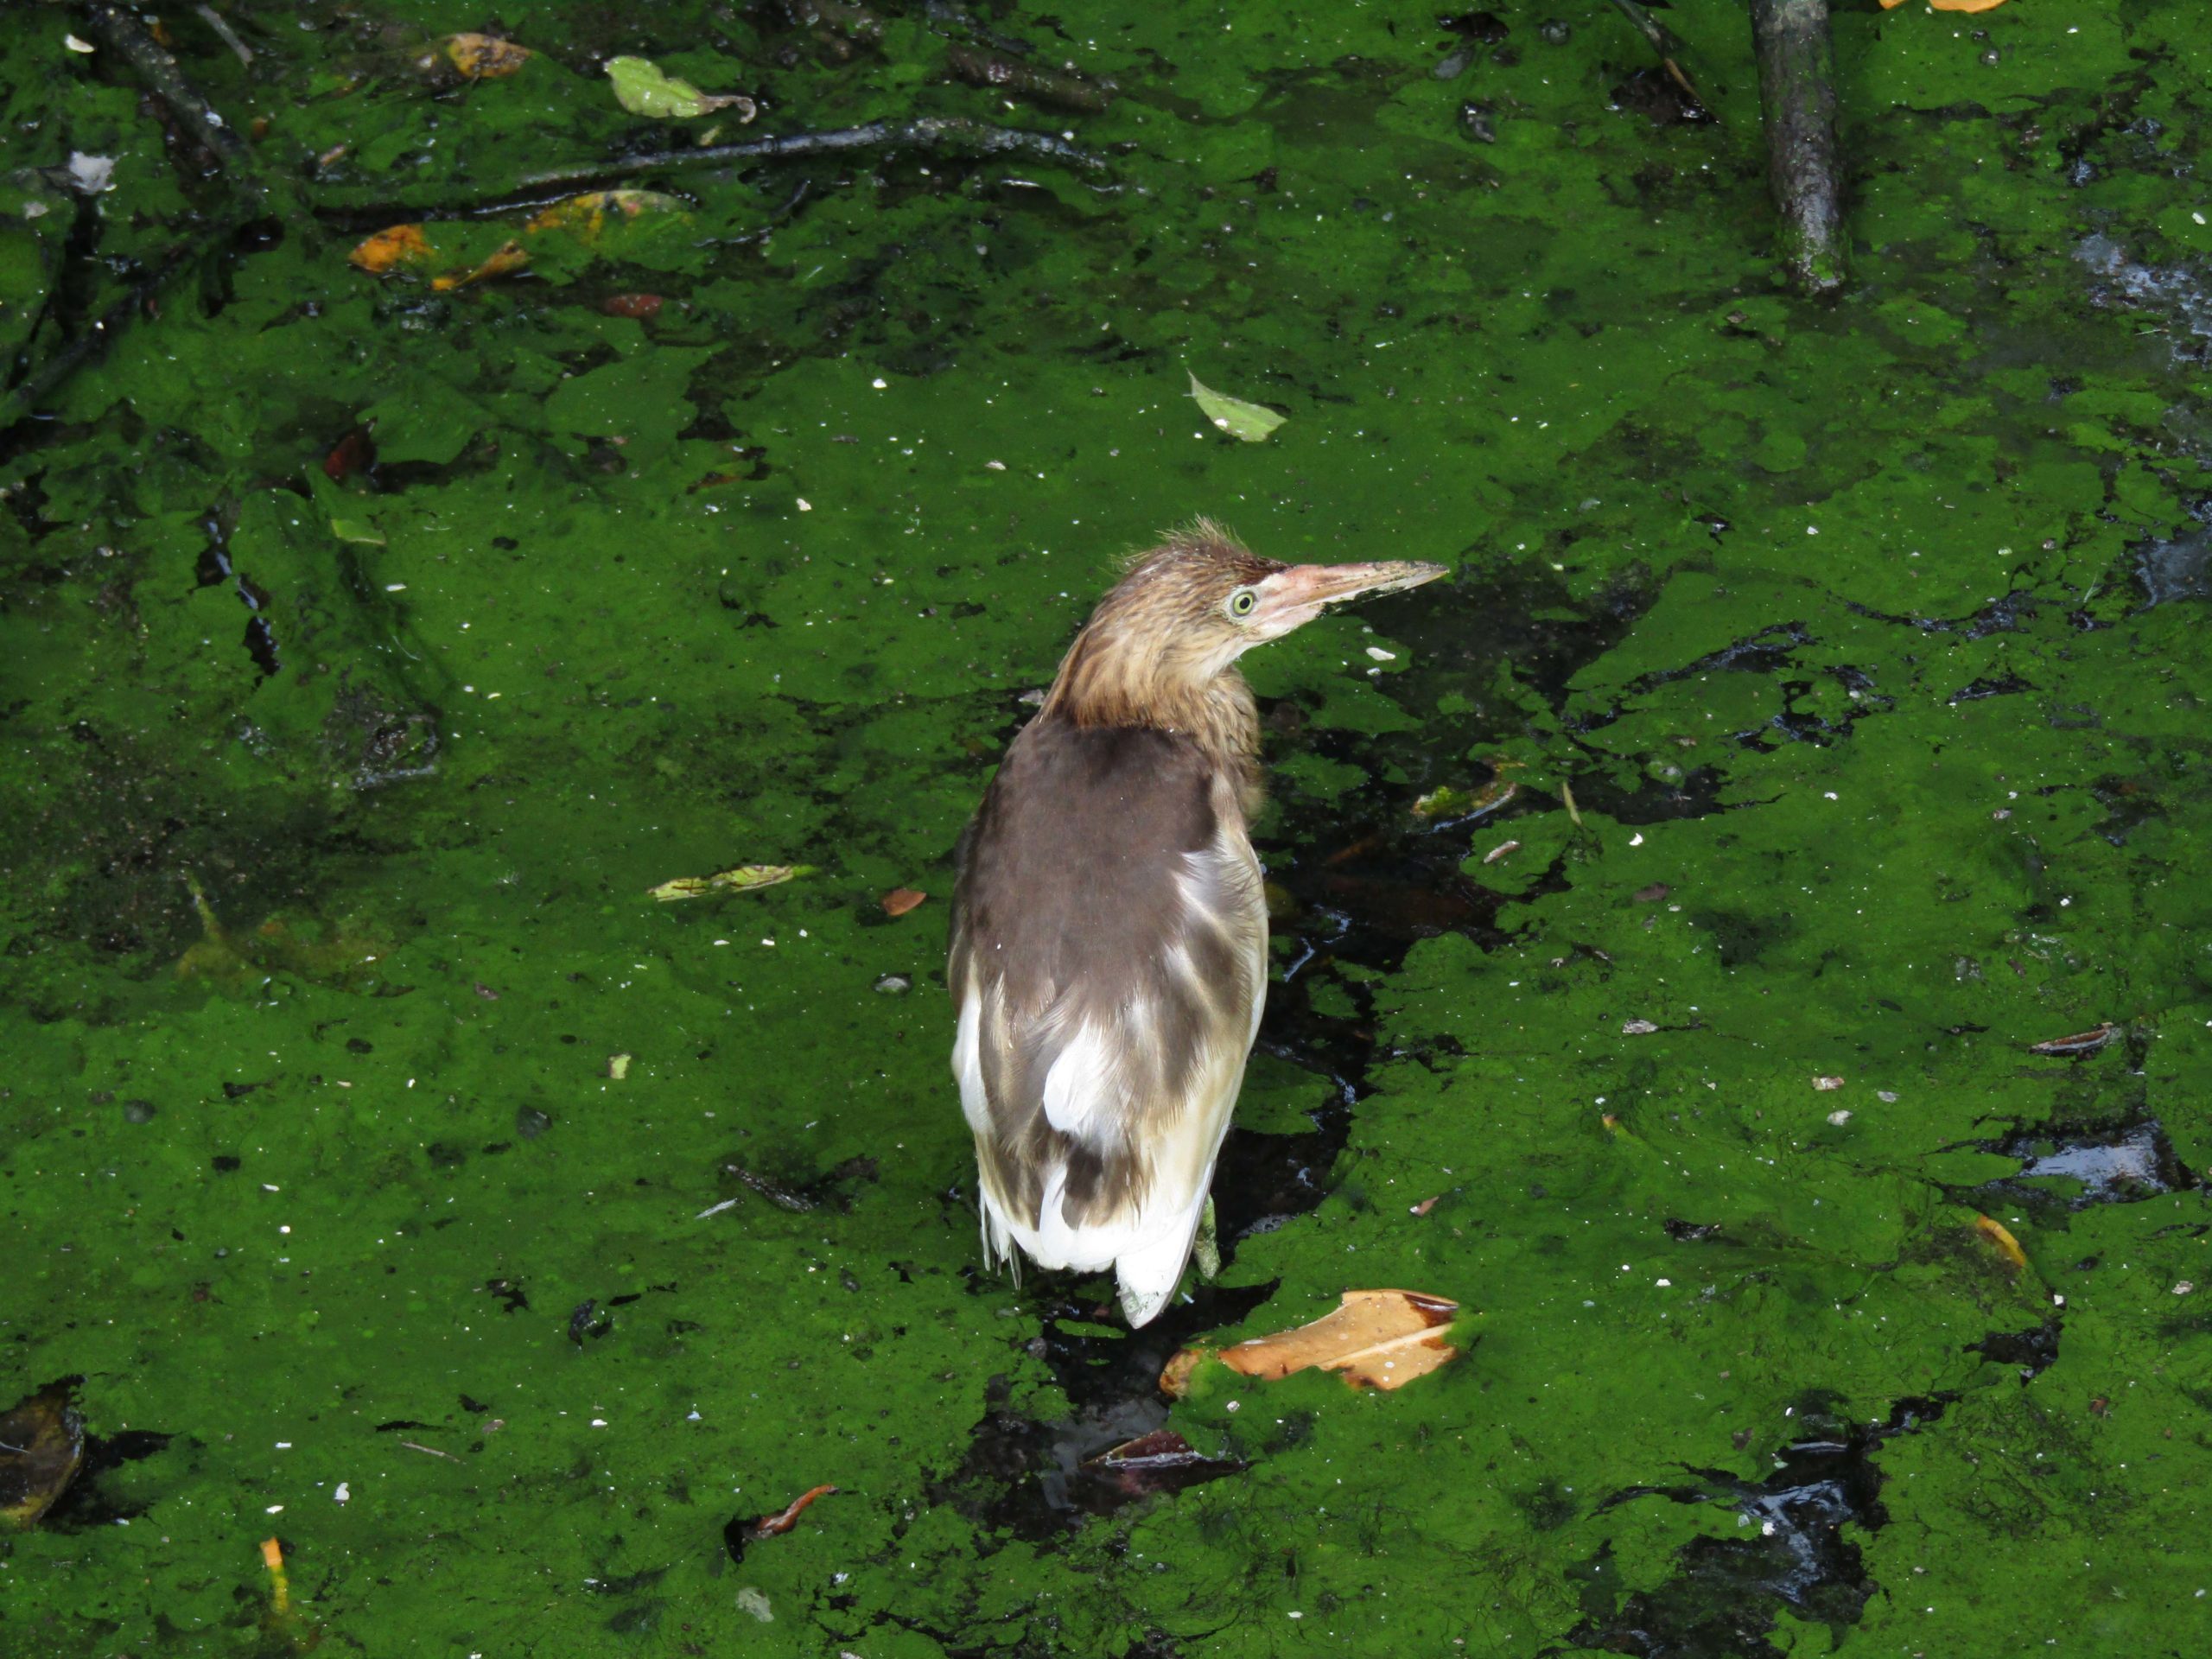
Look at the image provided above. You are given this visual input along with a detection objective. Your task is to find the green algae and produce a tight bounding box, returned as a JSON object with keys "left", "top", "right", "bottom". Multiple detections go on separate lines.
{"left": 4, "top": 1, "right": 2212, "bottom": 1654}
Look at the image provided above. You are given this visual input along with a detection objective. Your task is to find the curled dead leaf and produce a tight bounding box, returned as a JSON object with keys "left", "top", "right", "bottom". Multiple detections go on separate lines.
{"left": 2027, "top": 1022, "right": 2118, "bottom": 1057}
{"left": 647, "top": 865, "right": 810, "bottom": 901}
{"left": 881, "top": 887, "right": 927, "bottom": 918}
{"left": 1160, "top": 1288, "right": 1459, "bottom": 1398}
{"left": 348, "top": 223, "right": 433, "bottom": 275}
{"left": 1974, "top": 1213, "right": 2028, "bottom": 1271}
{"left": 430, "top": 238, "right": 528, "bottom": 292}
{"left": 0, "top": 1380, "right": 85, "bottom": 1530}
{"left": 443, "top": 33, "right": 532, "bottom": 79}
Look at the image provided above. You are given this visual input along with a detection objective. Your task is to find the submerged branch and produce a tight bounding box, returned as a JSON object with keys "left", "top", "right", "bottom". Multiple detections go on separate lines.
{"left": 81, "top": 2, "right": 257, "bottom": 188}
{"left": 1750, "top": 0, "right": 1846, "bottom": 295}
{"left": 1609, "top": 0, "right": 1704, "bottom": 106}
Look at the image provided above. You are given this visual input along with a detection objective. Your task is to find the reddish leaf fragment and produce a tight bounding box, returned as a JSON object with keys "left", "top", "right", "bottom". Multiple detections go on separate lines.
{"left": 881, "top": 887, "right": 928, "bottom": 918}
{"left": 601, "top": 292, "right": 664, "bottom": 320}
{"left": 2027, "top": 1022, "right": 2118, "bottom": 1058}
{"left": 1632, "top": 882, "right": 1670, "bottom": 904}
{"left": 753, "top": 1484, "right": 836, "bottom": 1537}
{"left": 1081, "top": 1430, "right": 1244, "bottom": 1501}
{"left": 322, "top": 425, "right": 376, "bottom": 481}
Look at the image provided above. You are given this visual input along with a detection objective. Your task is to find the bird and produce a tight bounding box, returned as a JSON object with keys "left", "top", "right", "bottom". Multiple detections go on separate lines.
{"left": 947, "top": 520, "right": 1447, "bottom": 1325}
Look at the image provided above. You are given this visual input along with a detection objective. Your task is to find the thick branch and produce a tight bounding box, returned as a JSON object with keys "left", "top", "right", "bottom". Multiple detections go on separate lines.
{"left": 1751, "top": 0, "right": 1845, "bottom": 295}
{"left": 81, "top": 2, "right": 257, "bottom": 191}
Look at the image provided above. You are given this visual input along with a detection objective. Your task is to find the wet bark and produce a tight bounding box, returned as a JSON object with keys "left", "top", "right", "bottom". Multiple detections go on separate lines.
{"left": 1751, "top": 0, "right": 1846, "bottom": 295}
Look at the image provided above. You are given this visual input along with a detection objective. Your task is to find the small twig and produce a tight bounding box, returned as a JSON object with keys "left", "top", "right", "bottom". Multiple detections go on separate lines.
{"left": 515, "top": 116, "right": 1106, "bottom": 191}
{"left": 396, "top": 1440, "right": 460, "bottom": 1461}
{"left": 753, "top": 1484, "right": 836, "bottom": 1537}
{"left": 1609, "top": 0, "right": 1705, "bottom": 106}
{"left": 193, "top": 3, "right": 255, "bottom": 67}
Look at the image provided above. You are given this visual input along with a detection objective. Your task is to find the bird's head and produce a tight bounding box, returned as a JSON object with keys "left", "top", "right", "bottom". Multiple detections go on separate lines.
{"left": 1042, "top": 520, "right": 1448, "bottom": 728}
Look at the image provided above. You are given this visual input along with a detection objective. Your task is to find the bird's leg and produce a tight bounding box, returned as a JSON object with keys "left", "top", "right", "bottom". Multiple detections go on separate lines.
{"left": 1192, "top": 1196, "right": 1221, "bottom": 1281}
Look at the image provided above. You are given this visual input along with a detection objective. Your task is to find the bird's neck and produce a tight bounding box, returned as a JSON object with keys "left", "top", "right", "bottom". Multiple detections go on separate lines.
{"left": 1041, "top": 642, "right": 1262, "bottom": 800}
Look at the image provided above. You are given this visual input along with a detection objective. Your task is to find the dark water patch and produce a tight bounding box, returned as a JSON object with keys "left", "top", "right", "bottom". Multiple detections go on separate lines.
{"left": 39, "top": 1426, "right": 178, "bottom": 1533}
{"left": 2075, "top": 233, "right": 2212, "bottom": 365}
{"left": 1968, "top": 1319, "right": 2062, "bottom": 1386}
{"left": 930, "top": 1283, "right": 1273, "bottom": 1541}
{"left": 1966, "top": 1118, "right": 2192, "bottom": 1215}
{"left": 1569, "top": 1395, "right": 1952, "bottom": 1658}
{"left": 2135, "top": 527, "right": 2211, "bottom": 607}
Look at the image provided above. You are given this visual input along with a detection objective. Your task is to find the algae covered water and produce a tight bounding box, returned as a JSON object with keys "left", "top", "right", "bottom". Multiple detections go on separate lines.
{"left": 3, "top": 3, "right": 2210, "bottom": 1653}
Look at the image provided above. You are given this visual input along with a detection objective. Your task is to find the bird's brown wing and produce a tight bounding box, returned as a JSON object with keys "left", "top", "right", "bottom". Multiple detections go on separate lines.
{"left": 949, "top": 718, "right": 1265, "bottom": 1308}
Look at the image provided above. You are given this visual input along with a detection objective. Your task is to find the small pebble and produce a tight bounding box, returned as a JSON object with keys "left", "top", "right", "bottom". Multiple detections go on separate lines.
{"left": 1539, "top": 18, "right": 1570, "bottom": 44}
{"left": 122, "top": 1098, "right": 158, "bottom": 1124}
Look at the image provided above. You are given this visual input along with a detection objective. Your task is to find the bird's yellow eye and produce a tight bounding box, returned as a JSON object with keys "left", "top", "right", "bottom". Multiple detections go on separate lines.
{"left": 1227, "top": 588, "right": 1258, "bottom": 619}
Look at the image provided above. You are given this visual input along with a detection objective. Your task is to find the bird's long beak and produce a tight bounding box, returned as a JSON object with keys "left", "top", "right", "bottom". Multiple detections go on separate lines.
{"left": 1273, "top": 560, "right": 1450, "bottom": 608}
{"left": 1252, "top": 558, "right": 1448, "bottom": 640}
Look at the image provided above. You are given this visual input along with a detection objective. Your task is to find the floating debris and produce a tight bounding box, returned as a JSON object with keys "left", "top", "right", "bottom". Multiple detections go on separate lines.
{"left": 1161, "top": 1288, "right": 1459, "bottom": 1396}
{"left": 2026, "top": 1022, "right": 2119, "bottom": 1058}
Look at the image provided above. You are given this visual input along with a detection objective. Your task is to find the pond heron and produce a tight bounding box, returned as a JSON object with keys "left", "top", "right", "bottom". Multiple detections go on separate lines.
{"left": 948, "top": 522, "right": 1447, "bottom": 1325}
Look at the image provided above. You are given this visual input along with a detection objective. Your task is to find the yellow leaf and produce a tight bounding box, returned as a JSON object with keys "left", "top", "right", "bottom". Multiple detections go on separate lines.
{"left": 1928, "top": 0, "right": 2008, "bottom": 10}
{"left": 348, "top": 223, "right": 434, "bottom": 275}
{"left": 646, "top": 864, "right": 811, "bottom": 902}
{"left": 430, "top": 238, "right": 529, "bottom": 291}
{"left": 443, "top": 33, "right": 533, "bottom": 79}
{"left": 524, "top": 189, "right": 687, "bottom": 242}
{"left": 1160, "top": 1288, "right": 1460, "bottom": 1396}
{"left": 0, "top": 1381, "right": 85, "bottom": 1530}
{"left": 1974, "top": 1213, "right": 2028, "bottom": 1270}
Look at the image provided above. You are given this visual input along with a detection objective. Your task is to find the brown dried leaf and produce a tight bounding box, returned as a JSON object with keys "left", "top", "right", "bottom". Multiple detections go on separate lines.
{"left": 444, "top": 33, "right": 533, "bottom": 79}
{"left": 2027, "top": 1022, "right": 2118, "bottom": 1057}
{"left": 1160, "top": 1288, "right": 1459, "bottom": 1397}
{"left": 0, "top": 1381, "right": 85, "bottom": 1530}
{"left": 881, "top": 887, "right": 927, "bottom": 918}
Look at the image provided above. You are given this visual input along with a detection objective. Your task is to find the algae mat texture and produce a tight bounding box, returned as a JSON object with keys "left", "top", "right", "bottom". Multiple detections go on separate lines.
{"left": 3, "top": 2, "right": 2211, "bottom": 1654}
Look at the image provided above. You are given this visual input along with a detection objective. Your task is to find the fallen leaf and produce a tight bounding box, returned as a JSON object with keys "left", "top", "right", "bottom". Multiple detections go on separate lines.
{"left": 606, "top": 1053, "right": 632, "bottom": 1081}
{"left": 1160, "top": 1288, "right": 1459, "bottom": 1397}
{"left": 607, "top": 55, "right": 756, "bottom": 120}
{"left": 1974, "top": 1213, "right": 2028, "bottom": 1271}
{"left": 881, "top": 887, "right": 927, "bottom": 917}
{"left": 1621, "top": 1018, "right": 1658, "bottom": 1035}
{"left": 1812, "top": 1075, "right": 1845, "bottom": 1091}
{"left": 0, "top": 1380, "right": 85, "bottom": 1530}
{"left": 2027, "top": 1022, "right": 2118, "bottom": 1057}
{"left": 647, "top": 864, "right": 810, "bottom": 901}
{"left": 1188, "top": 372, "right": 1287, "bottom": 442}
{"left": 260, "top": 1535, "right": 290, "bottom": 1616}
{"left": 525, "top": 189, "right": 687, "bottom": 240}
{"left": 601, "top": 292, "right": 664, "bottom": 320}
{"left": 430, "top": 238, "right": 529, "bottom": 291}
{"left": 348, "top": 223, "right": 433, "bottom": 275}
{"left": 753, "top": 1484, "right": 836, "bottom": 1537}
{"left": 1411, "top": 779, "right": 1517, "bottom": 820}
{"left": 1632, "top": 881, "right": 1670, "bottom": 903}
{"left": 1078, "top": 1430, "right": 1245, "bottom": 1501}
{"left": 329, "top": 517, "right": 385, "bottom": 546}
{"left": 443, "top": 33, "right": 532, "bottom": 79}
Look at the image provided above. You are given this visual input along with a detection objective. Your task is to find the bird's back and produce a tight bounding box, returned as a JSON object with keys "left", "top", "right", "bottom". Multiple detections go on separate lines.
{"left": 948, "top": 714, "right": 1267, "bottom": 1324}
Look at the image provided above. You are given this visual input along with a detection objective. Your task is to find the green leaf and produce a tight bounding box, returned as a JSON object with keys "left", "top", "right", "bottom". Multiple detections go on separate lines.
{"left": 1187, "top": 372, "right": 1287, "bottom": 442}
{"left": 329, "top": 518, "right": 385, "bottom": 546}
{"left": 605, "top": 55, "right": 751, "bottom": 120}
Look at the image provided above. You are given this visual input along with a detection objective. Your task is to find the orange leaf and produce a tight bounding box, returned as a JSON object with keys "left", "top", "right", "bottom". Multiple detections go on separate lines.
{"left": 1974, "top": 1213, "right": 2028, "bottom": 1270}
{"left": 444, "top": 33, "right": 533, "bottom": 79}
{"left": 1928, "top": 0, "right": 2008, "bottom": 10}
{"left": 525, "top": 189, "right": 684, "bottom": 241}
{"left": 348, "top": 224, "right": 433, "bottom": 275}
{"left": 430, "top": 239, "right": 529, "bottom": 291}
{"left": 1160, "top": 1288, "right": 1459, "bottom": 1396}
{"left": 881, "top": 887, "right": 927, "bottom": 918}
